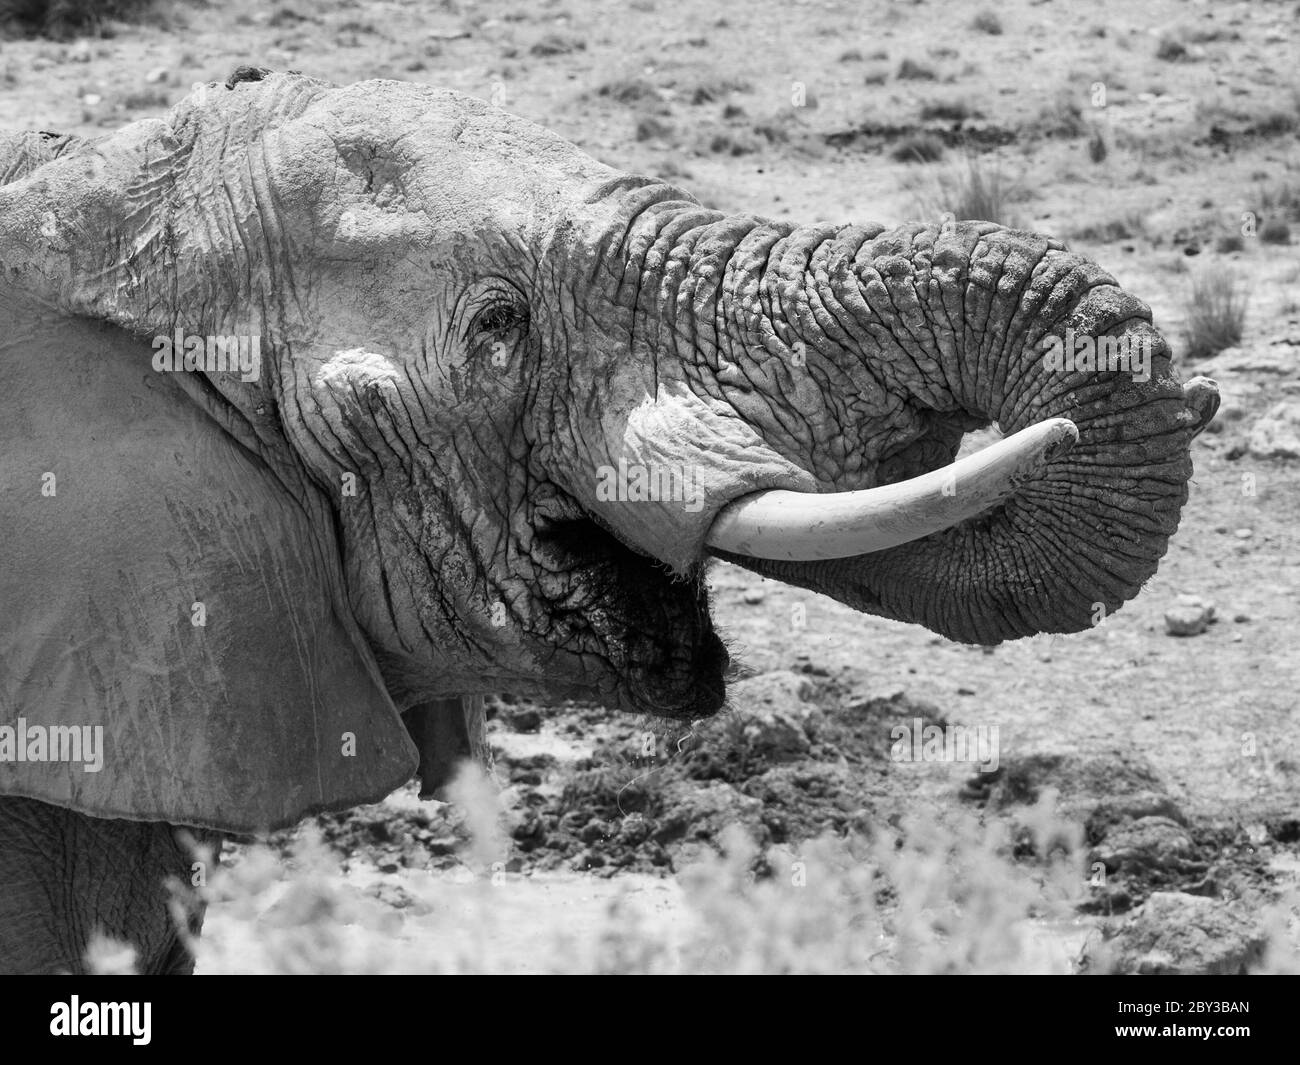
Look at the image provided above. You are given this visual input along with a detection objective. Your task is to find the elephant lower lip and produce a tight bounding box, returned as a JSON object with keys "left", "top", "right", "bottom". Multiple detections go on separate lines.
{"left": 624, "top": 628, "right": 729, "bottom": 719}
{"left": 533, "top": 509, "right": 728, "bottom": 718}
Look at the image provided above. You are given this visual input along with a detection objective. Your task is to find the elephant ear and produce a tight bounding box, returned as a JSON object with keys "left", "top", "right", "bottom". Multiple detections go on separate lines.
{"left": 0, "top": 309, "right": 417, "bottom": 833}
{"left": 0, "top": 81, "right": 418, "bottom": 833}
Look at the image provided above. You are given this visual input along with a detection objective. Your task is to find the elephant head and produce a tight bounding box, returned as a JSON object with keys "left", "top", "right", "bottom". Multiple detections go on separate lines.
{"left": 0, "top": 72, "right": 1216, "bottom": 832}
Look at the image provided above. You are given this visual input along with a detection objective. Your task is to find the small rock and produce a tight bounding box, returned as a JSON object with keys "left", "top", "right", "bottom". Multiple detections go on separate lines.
{"left": 579, "top": 819, "right": 611, "bottom": 844}
{"left": 144, "top": 67, "right": 169, "bottom": 84}
{"left": 725, "top": 671, "right": 820, "bottom": 760}
{"left": 1090, "top": 816, "right": 1197, "bottom": 874}
{"left": 1234, "top": 528, "right": 1253, "bottom": 539}
{"left": 424, "top": 835, "right": 458, "bottom": 856}
{"left": 1247, "top": 402, "right": 1300, "bottom": 458}
{"left": 70, "top": 41, "right": 92, "bottom": 63}
{"left": 1233, "top": 613, "right": 1250, "bottom": 623}
{"left": 81, "top": 93, "right": 102, "bottom": 107}
{"left": 1164, "top": 594, "right": 1215, "bottom": 636}
{"left": 741, "top": 588, "right": 766, "bottom": 605}
{"left": 1087, "top": 892, "right": 1267, "bottom": 974}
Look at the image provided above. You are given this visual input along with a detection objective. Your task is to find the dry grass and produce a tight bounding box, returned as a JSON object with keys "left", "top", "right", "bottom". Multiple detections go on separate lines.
{"left": 1182, "top": 266, "right": 1247, "bottom": 360}
{"left": 170, "top": 792, "right": 1094, "bottom": 974}
{"left": 892, "top": 131, "right": 946, "bottom": 163}
{"left": 78, "top": 762, "right": 1300, "bottom": 975}
{"left": 896, "top": 58, "right": 937, "bottom": 82}
{"left": 0, "top": 0, "right": 155, "bottom": 37}
{"left": 907, "top": 152, "right": 1022, "bottom": 227}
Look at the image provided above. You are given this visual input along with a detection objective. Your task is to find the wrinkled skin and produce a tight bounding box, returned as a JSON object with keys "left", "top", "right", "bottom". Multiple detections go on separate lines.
{"left": 0, "top": 72, "right": 1215, "bottom": 971}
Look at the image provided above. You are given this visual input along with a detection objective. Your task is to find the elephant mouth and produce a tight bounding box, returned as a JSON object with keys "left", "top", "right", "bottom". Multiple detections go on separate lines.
{"left": 535, "top": 415, "right": 1079, "bottom": 717}
{"left": 532, "top": 514, "right": 729, "bottom": 720}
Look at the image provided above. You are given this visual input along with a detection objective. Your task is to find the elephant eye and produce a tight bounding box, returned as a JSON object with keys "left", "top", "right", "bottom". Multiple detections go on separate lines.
{"left": 474, "top": 302, "right": 526, "bottom": 336}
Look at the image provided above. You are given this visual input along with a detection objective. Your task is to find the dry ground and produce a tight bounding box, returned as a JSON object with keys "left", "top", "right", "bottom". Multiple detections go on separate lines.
{"left": 3, "top": 0, "right": 1297, "bottom": 973}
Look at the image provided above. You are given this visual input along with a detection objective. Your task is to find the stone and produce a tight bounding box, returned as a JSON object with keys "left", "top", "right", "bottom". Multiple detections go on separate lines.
{"left": 1164, "top": 594, "right": 1215, "bottom": 636}
{"left": 1086, "top": 892, "right": 1267, "bottom": 974}
{"left": 1090, "top": 816, "right": 1197, "bottom": 874}
{"left": 1247, "top": 402, "right": 1300, "bottom": 459}
{"left": 723, "top": 671, "right": 821, "bottom": 760}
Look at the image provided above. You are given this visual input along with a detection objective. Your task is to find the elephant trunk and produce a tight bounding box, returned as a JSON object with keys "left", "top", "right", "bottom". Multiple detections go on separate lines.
{"left": 629, "top": 208, "right": 1217, "bottom": 643}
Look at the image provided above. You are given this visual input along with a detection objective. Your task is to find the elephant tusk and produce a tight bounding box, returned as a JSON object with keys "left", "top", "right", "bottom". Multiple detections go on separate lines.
{"left": 705, "top": 418, "right": 1079, "bottom": 561}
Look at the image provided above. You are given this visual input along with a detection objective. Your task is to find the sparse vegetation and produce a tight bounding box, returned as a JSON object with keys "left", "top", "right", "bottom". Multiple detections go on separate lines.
{"left": 892, "top": 131, "right": 946, "bottom": 163}
{"left": 1252, "top": 179, "right": 1300, "bottom": 222}
{"left": 1069, "top": 210, "right": 1149, "bottom": 243}
{"left": 144, "top": 782, "right": 1089, "bottom": 974}
{"left": 634, "top": 115, "right": 673, "bottom": 142}
{"left": 1155, "top": 35, "right": 1189, "bottom": 62}
{"left": 1260, "top": 220, "right": 1292, "bottom": 245}
{"left": 690, "top": 76, "right": 752, "bottom": 105}
{"left": 920, "top": 99, "right": 983, "bottom": 123}
{"left": 597, "top": 78, "right": 660, "bottom": 105}
{"left": 0, "top": 0, "right": 154, "bottom": 38}
{"left": 121, "top": 87, "right": 170, "bottom": 111}
{"left": 908, "top": 152, "right": 1022, "bottom": 227}
{"left": 896, "top": 58, "right": 937, "bottom": 82}
{"left": 1182, "top": 267, "right": 1247, "bottom": 360}
{"left": 1030, "top": 94, "right": 1088, "bottom": 139}
{"left": 1087, "top": 128, "right": 1107, "bottom": 163}
{"left": 530, "top": 33, "right": 586, "bottom": 57}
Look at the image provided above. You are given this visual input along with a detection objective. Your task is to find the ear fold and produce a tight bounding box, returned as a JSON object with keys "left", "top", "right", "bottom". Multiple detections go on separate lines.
{"left": 0, "top": 309, "right": 417, "bottom": 832}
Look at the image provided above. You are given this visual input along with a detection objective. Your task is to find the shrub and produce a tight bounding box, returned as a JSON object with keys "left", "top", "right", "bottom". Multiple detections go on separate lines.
{"left": 1088, "top": 128, "right": 1107, "bottom": 163}
{"left": 0, "top": 0, "right": 154, "bottom": 37}
{"left": 920, "top": 99, "right": 982, "bottom": 123}
{"left": 909, "top": 152, "right": 1022, "bottom": 227}
{"left": 1182, "top": 268, "right": 1247, "bottom": 360}
{"left": 634, "top": 115, "right": 673, "bottom": 143}
{"left": 529, "top": 33, "right": 586, "bottom": 57}
{"left": 597, "top": 78, "right": 660, "bottom": 105}
{"left": 690, "top": 77, "right": 752, "bottom": 105}
{"left": 896, "top": 58, "right": 937, "bottom": 81}
{"left": 1260, "top": 220, "right": 1292, "bottom": 245}
{"left": 1155, "top": 36, "right": 1188, "bottom": 62}
{"left": 892, "top": 132, "right": 946, "bottom": 163}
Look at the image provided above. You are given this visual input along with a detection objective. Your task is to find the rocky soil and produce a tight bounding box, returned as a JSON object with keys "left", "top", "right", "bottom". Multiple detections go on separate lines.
{"left": 3, "top": 0, "right": 1297, "bottom": 972}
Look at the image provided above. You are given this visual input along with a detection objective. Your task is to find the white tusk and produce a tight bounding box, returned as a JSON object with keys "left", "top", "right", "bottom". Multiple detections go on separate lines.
{"left": 705, "top": 418, "right": 1079, "bottom": 561}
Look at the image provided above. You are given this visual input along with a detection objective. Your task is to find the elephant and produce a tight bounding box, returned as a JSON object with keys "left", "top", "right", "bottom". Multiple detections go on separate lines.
{"left": 0, "top": 68, "right": 1217, "bottom": 973}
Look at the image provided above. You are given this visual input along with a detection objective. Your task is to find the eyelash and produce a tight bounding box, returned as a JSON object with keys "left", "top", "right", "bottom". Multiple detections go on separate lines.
{"left": 476, "top": 303, "right": 525, "bottom": 335}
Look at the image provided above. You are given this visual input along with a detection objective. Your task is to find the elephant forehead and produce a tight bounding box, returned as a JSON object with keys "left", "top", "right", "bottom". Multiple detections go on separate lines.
{"left": 260, "top": 81, "right": 617, "bottom": 231}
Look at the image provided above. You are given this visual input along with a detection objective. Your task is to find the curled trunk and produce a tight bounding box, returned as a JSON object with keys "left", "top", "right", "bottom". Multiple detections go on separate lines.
{"left": 620, "top": 206, "right": 1217, "bottom": 643}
